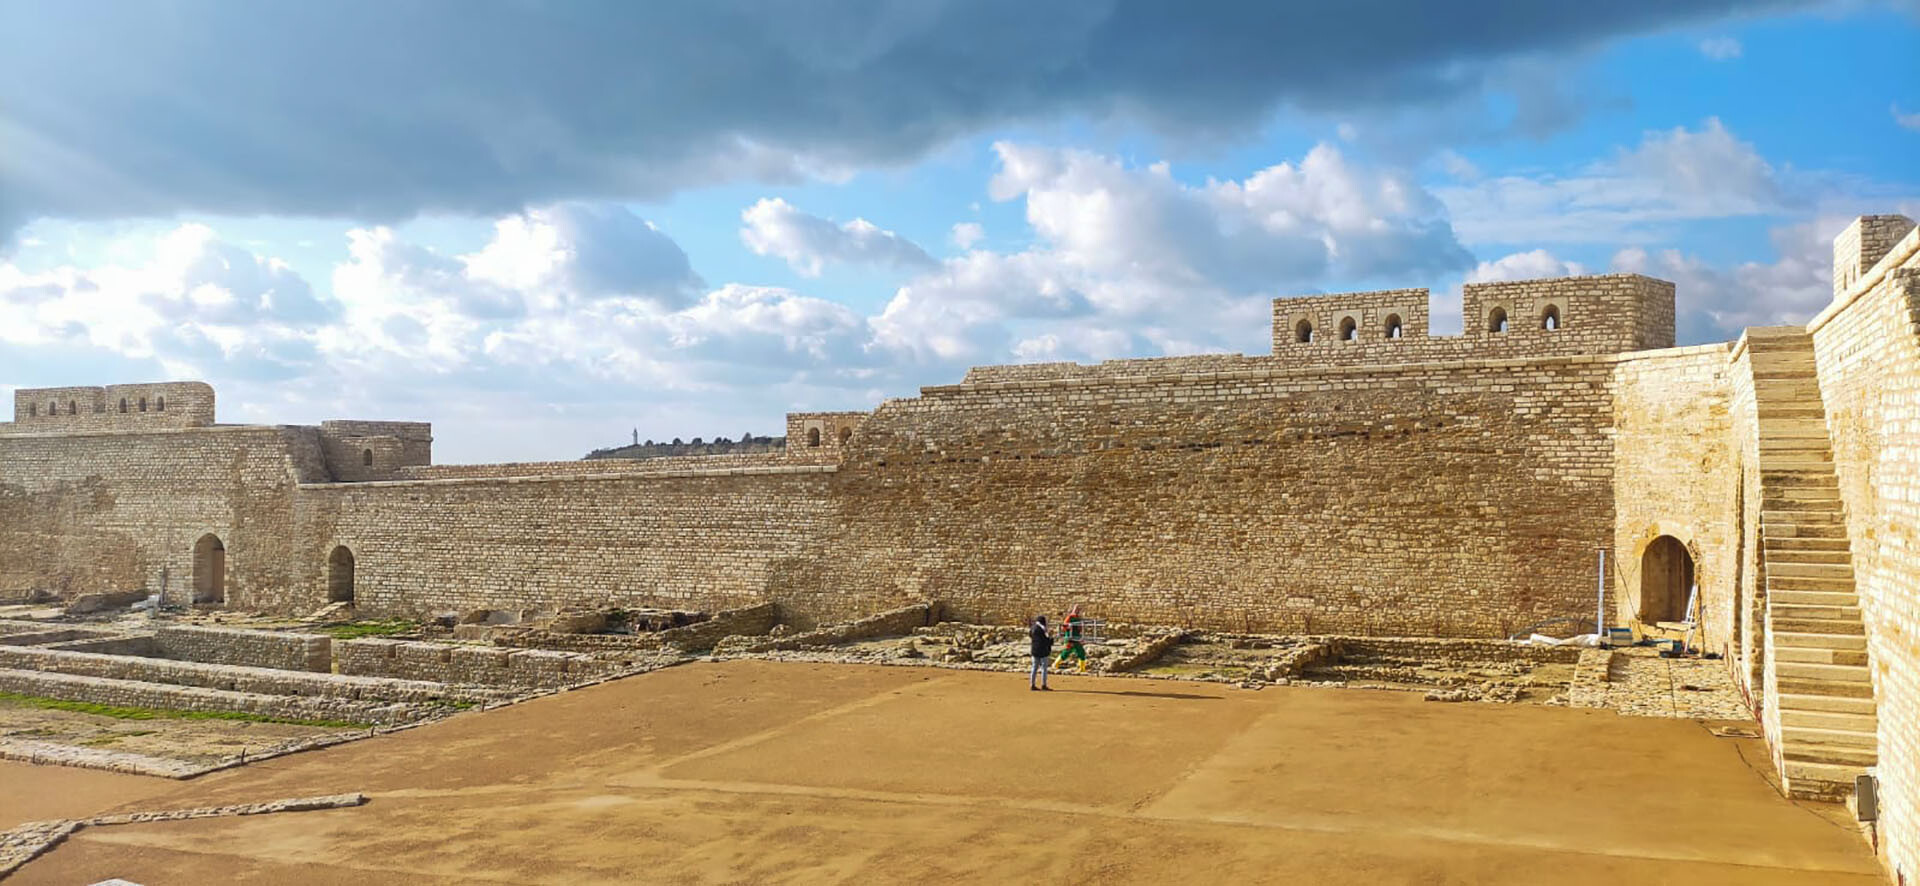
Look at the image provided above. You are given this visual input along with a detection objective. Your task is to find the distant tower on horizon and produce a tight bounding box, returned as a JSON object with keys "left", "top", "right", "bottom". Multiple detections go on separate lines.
{"left": 632, "top": 428, "right": 639, "bottom": 446}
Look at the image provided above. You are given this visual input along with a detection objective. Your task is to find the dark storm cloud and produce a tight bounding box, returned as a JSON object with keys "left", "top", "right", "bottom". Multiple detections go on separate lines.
{"left": 0, "top": 0, "right": 1807, "bottom": 233}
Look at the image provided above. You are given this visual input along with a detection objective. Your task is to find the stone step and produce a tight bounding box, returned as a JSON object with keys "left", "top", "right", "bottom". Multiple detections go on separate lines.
{"left": 1764, "top": 487, "right": 1841, "bottom": 505}
{"left": 1772, "top": 617, "right": 1865, "bottom": 636}
{"left": 1763, "top": 523, "right": 1851, "bottom": 541}
{"left": 1779, "top": 709, "right": 1878, "bottom": 732}
{"left": 1782, "top": 745, "right": 1878, "bottom": 768}
{"left": 1759, "top": 458, "right": 1836, "bottom": 473}
{"left": 1780, "top": 726, "right": 1878, "bottom": 750}
{"left": 1761, "top": 508, "right": 1846, "bottom": 525}
{"left": 1764, "top": 535, "right": 1852, "bottom": 551}
{"left": 1775, "top": 661, "right": 1872, "bottom": 683}
{"left": 1774, "top": 632, "right": 1868, "bottom": 651}
{"left": 1768, "top": 576, "right": 1857, "bottom": 593}
{"left": 1784, "top": 762, "right": 1867, "bottom": 802}
{"left": 1777, "top": 693, "right": 1877, "bottom": 714}
{"left": 1771, "top": 603, "right": 1861, "bottom": 622}
{"left": 1774, "top": 646, "right": 1871, "bottom": 666}
{"left": 1761, "top": 548, "right": 1852, "bottom": 565}
{"left": 1766, "top": 561, "right": 1854, "bottom": 580}
{"left": 1759, "top": 472, "right": 1839, "bottom": 488}
{"left": 1770, "top": 590, "right": 1858, "bottom": 607}
{"left": 1776, "top": 676, "right": 1875, "bottom": 699}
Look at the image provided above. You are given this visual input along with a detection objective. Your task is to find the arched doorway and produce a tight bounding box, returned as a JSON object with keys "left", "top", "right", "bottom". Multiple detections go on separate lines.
{"left": 192, "top": 534, "right": 226, "bottom": 604}
{"left": 1640, "top": 535, "right": 1694, "bottom": 624}
{"left": 328, "top": 546, "right": 356, "bottom": 603}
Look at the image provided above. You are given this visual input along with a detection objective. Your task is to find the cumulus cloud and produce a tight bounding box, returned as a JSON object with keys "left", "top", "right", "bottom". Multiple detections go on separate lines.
{"left": 1698, "top": 36, "right": 1742, "bottom": 60}
{"left": 1437, "top": 118, "right": 1791, "bottom": 244}
{"left": 0, "top": 0, "right": 1815, "bottom": 236}
{"left": 1465, "top": 249, "right": 1589, "bottom": 283}
{"left": 0, "top": 224, "right": 334, "bottom": 382}
{"left": 1895, "top": 104, "right": 1920, "bottom": 132}
{"left": 950, "top": 222, "right": 985, "bottom": 250}
{"left": 870, "top": 141, "right": 1470, "bottom": 364}
{"left": 739, "top": 198, "right": 936, "bottom": 277}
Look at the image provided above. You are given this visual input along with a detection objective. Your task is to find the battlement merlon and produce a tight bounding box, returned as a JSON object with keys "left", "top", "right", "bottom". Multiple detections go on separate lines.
{"left": 319, "top": 420, "right": 433, "bottom": 481}
{"left": 1834, "top": 214, "right": 1917, "bottom": 296}
{"left": 787, "top": 411, "right": 867, "bottom": 455}
{"left": 1269, "top": 273, "right": 1674, "bottom": 367}
{"left": 7, "top": 381, "right": 215, "bottom": 430}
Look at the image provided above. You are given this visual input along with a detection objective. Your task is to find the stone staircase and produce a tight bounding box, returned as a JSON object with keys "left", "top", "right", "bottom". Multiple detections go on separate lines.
{"left": 1746, "top": 329, "right": 1878, "bottom": 801}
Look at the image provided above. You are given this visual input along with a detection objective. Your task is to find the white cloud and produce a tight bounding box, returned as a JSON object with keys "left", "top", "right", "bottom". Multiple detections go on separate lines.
{"left": 1894, "top": 104, "right": 1920, "bottom": 132}
{"left": 1698, "top": 36, "right": 1742, "bottom": 60}
{"left": 0, "top": 224, "right": 333, "bottom": 381}
{"left": 1437, "top": 118, "right": 1788, "bottom": 244}
{"left": 740, "top": 198, "right": 935, "bottom": 277}
{"left": 870, "top": 141, "right": 1469, "bottom": 365}
{"left": 465, "top": 203, "right": 702, "bottom": 308}
{"left": 1465, "top": 249, "right": 1588, "bottom": 283}
{"left": 950, "top": 222, "right": 985, "bottom": 250}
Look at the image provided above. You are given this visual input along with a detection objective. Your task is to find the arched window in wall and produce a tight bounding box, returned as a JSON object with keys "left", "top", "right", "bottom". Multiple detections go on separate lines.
{"left": 1542, "top": 305, "right": 1561, "bottom": 331}
{"left": 1488, "top": 307, "right": 1509, "bottom": 333}
{"left": 808, "top": 427, "right": 821, "bottom": 447}
{"left": 138, "top": 397, "right": 147, "bottom": 412}
{"left": 1338, "top": 317, "right": 1358, "bottom": 342}
{"left": 48, "top": 401, "right": 58, "bottom": 416}
{"left": 68, "top": 400, "right": 77, "bottom": 415}
{"left": 1384, "top": 315, "right": 1404, "bottom": 339}
{"left": 156, "top": 396, "right": 166, "bottom": 411}
{"left": 1294, "top": 320, "right": 1314, "bottom": 343}
{"left": 362, "top": 449, "right": 374, "bottom": 466}
{"left": 119, "top": 398, "right": 128, "bottom": 413}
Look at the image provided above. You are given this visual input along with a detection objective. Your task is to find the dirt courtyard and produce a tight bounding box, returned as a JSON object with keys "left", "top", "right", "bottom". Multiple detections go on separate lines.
{"left": 6, "top": 660, "right": 1884, "bottom": 885}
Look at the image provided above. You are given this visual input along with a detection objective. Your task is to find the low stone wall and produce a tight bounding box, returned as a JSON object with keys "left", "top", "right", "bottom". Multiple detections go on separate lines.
{"left": 335, "top": 639, "right": 615, "bottom": 687}
{"left": 0, "top": 645, "right": 490, "bottom": 703}
{"left": 154, "top": 625, "right": 332, "bottom": 672}
{"left": 652, "top": 602, "right": 781, "bottom": 651}
{"left": 63, "top": 589, "right": 150, "bottom": 614}
{"left": 0, "top": 668, "right": 401, "bottom": 724}
{"left": 0, "top": 627, "right": 124, "bottom": 647}
{"left": 744, "top": 602, "right": 939, "bottom": 653}
{"left": 1335, "top": 636, "right": 1581, "bottom": 665}
{"left": 44, "top": 634, "right": 157, "bottom": 656}
{"left": 1104, "top": 630, "right": 1187, "bottom": 672}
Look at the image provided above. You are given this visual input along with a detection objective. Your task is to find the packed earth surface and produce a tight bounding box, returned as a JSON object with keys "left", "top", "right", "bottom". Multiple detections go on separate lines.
{"left": 1, "top": 659, "right": 1884, "bottom": 885}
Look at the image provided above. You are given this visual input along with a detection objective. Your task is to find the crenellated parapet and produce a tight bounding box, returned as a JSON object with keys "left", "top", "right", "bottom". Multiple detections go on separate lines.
{"left": 786, "top": 411, "right": 867, "bottom": 456}
{"left": 5, "top": 381, "right": 215, "bottom": 433}
{"left": 1270, "top": 273, "right": 1674, "bottom": 368}
{"left": 317, "top": 420, "right": 433, "bottom": 481}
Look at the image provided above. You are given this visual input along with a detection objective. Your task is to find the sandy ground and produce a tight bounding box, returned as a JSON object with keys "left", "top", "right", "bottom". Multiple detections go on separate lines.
{"left": 6, "top": 660, "right": 1884, "bottom": 885}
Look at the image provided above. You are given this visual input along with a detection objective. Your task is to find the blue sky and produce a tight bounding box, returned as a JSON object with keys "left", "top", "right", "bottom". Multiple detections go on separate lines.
{"left": 1, "top": 1, "right": 1916, "bottom": 462}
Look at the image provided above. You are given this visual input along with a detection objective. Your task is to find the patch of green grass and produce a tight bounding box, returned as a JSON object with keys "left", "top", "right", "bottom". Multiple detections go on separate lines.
{"left": 0, "top": 691, "right": 367, "bottom": 729}
{"left": 316, "top": 619, "right": 418, "bottom": 640}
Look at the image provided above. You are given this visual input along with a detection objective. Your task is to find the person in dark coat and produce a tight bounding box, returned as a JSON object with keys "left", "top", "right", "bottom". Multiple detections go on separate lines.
{"left": 1029, "top": 615, "right": 1054, "bottom": 691}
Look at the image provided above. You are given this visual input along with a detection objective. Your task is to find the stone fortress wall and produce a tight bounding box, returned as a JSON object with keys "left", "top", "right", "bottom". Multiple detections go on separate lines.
{"left": 2, "top": 214, "right": 1917, "bottom": 883}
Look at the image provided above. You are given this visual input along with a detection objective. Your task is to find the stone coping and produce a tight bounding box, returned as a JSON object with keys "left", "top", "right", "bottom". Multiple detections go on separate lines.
{"left": 297, "top": 462, "right": 837, "bottom": 490}
{"left": 918, "top": 341, "right": 1733, "bottom": 396}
